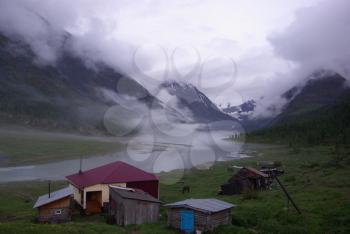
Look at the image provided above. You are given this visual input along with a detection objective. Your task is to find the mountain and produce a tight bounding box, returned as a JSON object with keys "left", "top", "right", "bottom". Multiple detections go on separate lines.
{"left": 222, "top": 99, "right": 276, "bottom": 131}
{"left": 160, "top": 81, "right": 236, "bottom": 123}
{"left": 223, "top": 100, "right": 256, "bottom": 116}
{"left": 273, "top": 70, "right": 349, "bottom": 125}
{"left": 0, "top": 33, "right": 236, "bottom": 135}
{"left": 0, "top": 33, "right": 158, "bottom": 134}
{"left": 222, "top": 100, "right": 256, "bottom": 121}
{"left": 249, "top": 70, "right": 350, "bottom": 145}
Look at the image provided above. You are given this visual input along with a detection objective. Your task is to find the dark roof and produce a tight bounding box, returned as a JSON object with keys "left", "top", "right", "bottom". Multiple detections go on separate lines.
{"left": 110, "top": 186, "right": 161, "bottom": 203}
{"left": 164, "top": 199, "right": 235, "bottom": 213}
{"left": 34, "top": 187, "right": 72, "bottom": 208}
{"left": 244, "top": 167, "right": 268, "bottom": 178}
{"left": 66, "top": 161, "right": 158, "bottom": 189}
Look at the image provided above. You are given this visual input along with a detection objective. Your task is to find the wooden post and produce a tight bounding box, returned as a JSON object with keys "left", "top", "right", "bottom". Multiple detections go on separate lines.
{"left": 79, "top": 156, "right": 83, "bottom": 174}
{"left": 48, "top": 180, "right": 51, "bottom": 198}
{"left": 274, "top": 176, "right": 301, "bottom": 214}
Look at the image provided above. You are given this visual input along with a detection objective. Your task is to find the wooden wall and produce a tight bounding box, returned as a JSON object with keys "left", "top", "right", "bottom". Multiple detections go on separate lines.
{"left": 109, "top": 190, "right": 160, "bottom": 226}
{"left": 167, "top": 208, "right": 231, "bottom": 232}
{"left": 37, "top": 197, "right": 71, "bottom": 223}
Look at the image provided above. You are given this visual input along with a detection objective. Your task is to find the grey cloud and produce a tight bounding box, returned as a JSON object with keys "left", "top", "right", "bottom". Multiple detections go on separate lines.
{"left": 269, "top": 0, "right": 350, "bottom": 78}
{"left": 1, "top": 0, "right": 347, "bottom": 121}
{"left": 0, "top": 0, "right": 136, "bottom": 73}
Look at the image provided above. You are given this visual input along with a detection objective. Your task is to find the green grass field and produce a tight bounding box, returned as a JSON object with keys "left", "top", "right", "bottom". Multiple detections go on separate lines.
{"left": 0, "top": 131, "right": 124, "bottom": 166}
{"left": 0, "top": 145, "right": 350, "bottom": 233}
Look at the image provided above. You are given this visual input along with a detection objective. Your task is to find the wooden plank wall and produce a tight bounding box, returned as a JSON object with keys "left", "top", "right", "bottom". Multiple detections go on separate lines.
{"left": 109, "top": 190, "right": 159, "bottom": 226}
{"left": 37, "top": 197, "right": 72, "bottom": 223}
{"left": 167, "top": 208, "right": 231, "bottom": 232}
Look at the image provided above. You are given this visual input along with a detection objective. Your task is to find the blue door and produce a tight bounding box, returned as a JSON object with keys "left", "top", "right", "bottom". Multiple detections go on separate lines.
{"left": 180, "top": 210, "right": 195, "bottom": 233}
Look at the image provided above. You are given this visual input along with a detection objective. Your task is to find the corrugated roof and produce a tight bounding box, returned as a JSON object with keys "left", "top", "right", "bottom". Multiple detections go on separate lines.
{"left": 110, "top": 186, "right": 161, "bottom": 203}
{"left": 164, "top": 199, "right": 235, "bottom": 213}
{"left": 245, "top": 167, "right": 268, "bottom": 178}
{"left": 33, "top": 186, "right": 72, "bottom": 208}
{"left": 66, "top": 161, "right": 158, "bottom": 189}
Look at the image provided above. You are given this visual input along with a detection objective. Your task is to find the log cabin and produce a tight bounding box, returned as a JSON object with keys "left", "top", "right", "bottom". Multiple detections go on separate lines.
{"left": 165, "top": 198, "right": 235, "bottom": 233}
{"left": 219, "top": 167, "right": 270, "bottom": 195}
{"left": 33, "top": 187, "right": 73, "bottom": 223}
{"left": 66, "top": 161, "right": 159, "bottom": 215}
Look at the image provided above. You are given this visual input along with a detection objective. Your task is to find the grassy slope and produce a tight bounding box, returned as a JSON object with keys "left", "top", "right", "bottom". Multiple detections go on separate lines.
{"left": 0, "top": 145, "right": 350, "bottom": 233}
{"left": 0, "top": 131, "right": 124, "bottom": 166}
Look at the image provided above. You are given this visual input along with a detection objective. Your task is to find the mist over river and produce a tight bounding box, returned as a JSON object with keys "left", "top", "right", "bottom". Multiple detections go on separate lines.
{"left": 0, "top": 129, "right": 273, "bottom": 182}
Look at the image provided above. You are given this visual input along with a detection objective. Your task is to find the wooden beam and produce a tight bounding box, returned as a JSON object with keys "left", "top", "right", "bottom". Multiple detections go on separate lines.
{"left": 274, "top": 176, "right": 302, "bottom": 214}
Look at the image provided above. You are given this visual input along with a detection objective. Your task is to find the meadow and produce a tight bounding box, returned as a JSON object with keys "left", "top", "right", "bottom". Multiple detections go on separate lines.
{"left": 0, "top": 144, "right": 349, "bottom": 233}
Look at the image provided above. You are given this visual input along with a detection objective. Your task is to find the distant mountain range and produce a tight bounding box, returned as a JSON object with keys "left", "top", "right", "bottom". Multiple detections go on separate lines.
{"left": 2, "top": 30, "right": 349, "bottom": 139}
{"left": 222, "top": 69, "right": 350, "bottom": 134}
{"left": 0, "top": 33, "right": 235, "bottom": 135}
{"left": 222, "top": 100, "right": 256, "bottom": 117}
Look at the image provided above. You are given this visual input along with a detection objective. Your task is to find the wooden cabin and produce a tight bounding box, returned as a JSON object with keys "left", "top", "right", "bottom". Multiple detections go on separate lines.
{"left": 33, "top": 187, "right": 73, "bottom": 223}
{"left": 220, "top": 167, "right": 270, "bottom": 195}
{"left": 66, "top": 161, "right": 159, "bottom": 215}
{"left": 165, "top": 199, "right": 235, "bottom": 233}
{"left": 108, "top": 186, "right": 161, "bottom": 226}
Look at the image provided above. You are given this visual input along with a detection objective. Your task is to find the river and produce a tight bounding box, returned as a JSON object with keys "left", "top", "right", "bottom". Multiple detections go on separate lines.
{"left": 0, "top": 131, "right": 273, "bottom": 182}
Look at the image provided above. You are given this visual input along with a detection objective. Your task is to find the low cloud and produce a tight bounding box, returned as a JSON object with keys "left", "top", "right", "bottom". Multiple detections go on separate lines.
{"left": 269, "top": 0, "right": 350, "bottom": 79}
{"left": 1, "top": 0, "right": 347, "bottom": 119}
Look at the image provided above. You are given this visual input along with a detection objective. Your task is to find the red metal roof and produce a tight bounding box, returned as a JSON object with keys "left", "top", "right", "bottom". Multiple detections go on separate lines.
{"left": 66, "top": 161, "right": 158, "bottom": 189}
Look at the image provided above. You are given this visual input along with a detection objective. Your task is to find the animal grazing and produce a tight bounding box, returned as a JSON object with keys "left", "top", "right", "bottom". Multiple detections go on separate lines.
{"left": 182, "top": 185, "right": 190, "bottom": 194}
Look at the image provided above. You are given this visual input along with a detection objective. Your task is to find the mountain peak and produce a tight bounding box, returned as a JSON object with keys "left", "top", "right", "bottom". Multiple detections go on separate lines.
{"left": 274, "top": 70, "right": 350, "bottom": 125}
{"left": 160, "top": 80, "right": 235, "bottom": 123}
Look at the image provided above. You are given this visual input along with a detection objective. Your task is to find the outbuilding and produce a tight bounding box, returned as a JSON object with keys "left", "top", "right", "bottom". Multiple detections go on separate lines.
{"left": 164, "top": 198, "right": 234, "bottom": 233}
{"left": 108, "top": 186, "right": 161, "bottom": 226}
{"left": 33, "top": 186, "right": 73, "bottom": 223}
{"left": 220, "top": 167, "right": 270, "bottom": 195}
{"left": 66, "top": 161, "right": 159, "bottom": 215}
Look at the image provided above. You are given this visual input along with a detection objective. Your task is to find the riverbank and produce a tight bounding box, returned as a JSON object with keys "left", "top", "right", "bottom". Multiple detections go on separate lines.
{"left": 1, "top": 144, "right": 349, "bottom": 233}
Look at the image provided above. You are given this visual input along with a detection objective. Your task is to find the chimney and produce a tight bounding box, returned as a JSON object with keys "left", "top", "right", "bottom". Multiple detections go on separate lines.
{"left": 79, "top": 156, "right": 83, "bottom": 174}
{"left": 48, "top": 180, "right": 51, "bottom": 198}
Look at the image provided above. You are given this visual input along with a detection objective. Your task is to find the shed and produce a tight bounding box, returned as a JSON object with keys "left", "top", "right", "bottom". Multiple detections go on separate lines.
{"left": 33, "top": 187, "right": 73, "bottom": 223}
{"left": 164, "top": 198, "right": 235, "bottom": 233}
{"left": 66, "top": 161, "right": 159, "bottom": 215}
{"left": 220, "top": 167, "right": 270, "bottom": 195}
{"left": 108, "top": 186, "right": 161, "bottom": 226}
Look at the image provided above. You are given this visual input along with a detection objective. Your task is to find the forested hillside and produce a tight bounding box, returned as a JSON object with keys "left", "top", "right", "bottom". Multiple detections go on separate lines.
{"left": 249, "top": 92, "right": 350, "bottom": 146}
{"left": 248, "top": 72, "right": 350, "bottom": 146}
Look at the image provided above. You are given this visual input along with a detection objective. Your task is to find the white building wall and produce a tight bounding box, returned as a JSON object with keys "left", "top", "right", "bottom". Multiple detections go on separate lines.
{"left": 70, "top": 183, "right": 126, "bottom": 209}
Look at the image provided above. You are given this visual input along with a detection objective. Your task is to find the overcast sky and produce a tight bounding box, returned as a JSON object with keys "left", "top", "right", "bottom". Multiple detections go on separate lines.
{"left": 1, "top": 0, "right": 349, "bottom": 108}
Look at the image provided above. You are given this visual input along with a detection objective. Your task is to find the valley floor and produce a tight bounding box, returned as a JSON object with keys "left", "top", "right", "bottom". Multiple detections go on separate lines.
{"left": 0, "top": 145, "right": 350, "bottom": 233}
{"left": 0, "top": 128, "right": 124, "bottom": 166}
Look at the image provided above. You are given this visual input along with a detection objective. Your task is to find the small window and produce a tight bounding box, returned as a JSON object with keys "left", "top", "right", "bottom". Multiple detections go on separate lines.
{"left": 55, "top": 209, "right": 62, "bottom": 215}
